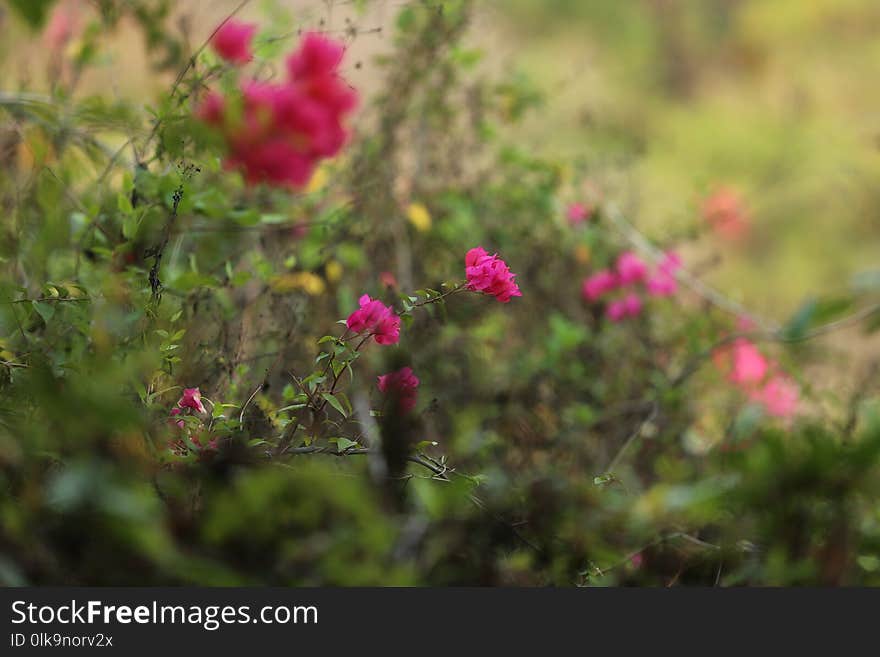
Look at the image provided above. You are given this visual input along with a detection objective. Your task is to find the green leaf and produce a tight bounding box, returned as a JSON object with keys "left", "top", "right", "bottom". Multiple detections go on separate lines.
{"left": 32, "top": 300, "right": 55, "bottom": 323}
{"left": 781, "top": 296, "right": 854, "bottom": 341}
{"left": 323, "top": 393, "right": 347, "bottom": 418}
{"left": 332, "top": 437, "right": 358, "bottom": 453}
{"left": 7, "top": 0, "right": 56, "bottom": 28}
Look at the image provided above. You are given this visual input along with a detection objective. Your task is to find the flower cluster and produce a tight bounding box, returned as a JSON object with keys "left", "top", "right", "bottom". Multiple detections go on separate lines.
{"left": 715, "top": 337, "right": 799, "bottom": 420}
{"left": 168, "top": 387, "right": 218, "bottom": 454}
{"left": 346, "top": 294, "right": 401, "bottom": 345}
{"left": 198, "top": 30, "right": 357, "bottom": 188}
{"left": 465, "top": 247, "right": 522, "bottom": 303}
{"left": 582, "top": 250, "right": 681, "bottom": 322}
{"left": 377, "top": 367, "right": 420, "bottom": 414}
{"left": 702, "top": 186, "right": 750, "bottom": 242}
{"left": 211, "top": 19, "right": 257, "bottom": 64}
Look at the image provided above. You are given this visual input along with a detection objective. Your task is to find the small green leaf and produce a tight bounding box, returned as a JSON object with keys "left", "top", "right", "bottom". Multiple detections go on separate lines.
{"left": 32, "top": 300, "right": 55, "bottom": 323}
{"left": 333, "top": 437, "right": 358, "bottom": 453}
{"left": 323, "top": 393, "right": 347, "bottom": 417}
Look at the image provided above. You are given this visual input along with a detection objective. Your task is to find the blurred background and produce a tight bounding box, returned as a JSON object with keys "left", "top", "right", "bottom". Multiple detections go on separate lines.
{"left": 2, "top": 0, "right": 880, "bottom": 586}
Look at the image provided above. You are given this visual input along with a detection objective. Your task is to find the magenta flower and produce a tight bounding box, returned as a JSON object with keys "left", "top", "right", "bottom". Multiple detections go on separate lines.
{"left": 347, "top": 294, "right": 400, "bottom": 345}
{"left": 646, "top": 251, "right": 682, "bottom": 297}
{"left": 752, "top": 375, "right": 799, "bottom": 419}
{"left": 465, "top": 247, "right": 522, "bottom": 303}
{"left": 566, "top": 202, "right": 591, "bottom": 226}
{"left": 377, "top": 366, "right": 420, "bottom": 414}
{"left": 211, "top": 19, "right": 257, "bottom": 65}
{"left": 606, "top": 293, "right": 642, "bottom": 322}
{"left": 168, "top": 407, "right": 185, "bottom": 429}
{"left": 729, "top": 339, "right": 769, "bottom": 386}
{"left": 615, "top": 251, "right": 648, "bottom": 285}
{"left": 178, "top": 387, "right": 207, "bottom": 415}
{"left": 582, "top": 269, "right": 618, "bottom": 302}
{"left": 196, "top": 32, "right": 357, "bottom": 189}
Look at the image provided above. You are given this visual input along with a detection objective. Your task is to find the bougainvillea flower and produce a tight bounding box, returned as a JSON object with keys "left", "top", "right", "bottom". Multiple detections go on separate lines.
{"left": 169, "top": 407, "right": 185, "bottom": 429}
{"left": 379, "top": 271, "right": 399, "bottom": 290}
{"left": 582, "top": 269, "right": 618, "bottom": 301}
{"left": 702, "top": 187, "right": 750, "bottom": 241}
{"left": 566, "top": 202, "right": 591, "bottom": 226}
{"left": 196, "top": 32, "right": 357, "bottom": 189}
{"left": 753, "top": 375, "right": 799, "bottom": 419}
{"left": 178, "top": 387, "right": 207, "bottom": 414}
{"left": 607, "top": 293, "right": 643, "bottom": 322}
{"left": 377, "top": 366, "right": 420, "bottom": 413}
{"left": 616, "top": 251, "right": 648, "bottom": 285}
{"left": 646, "top": 251, "right": 682, "bottom": 297}
{"left": 465, "top": 247, "right": 522, "bottom": 303}
{"left": 346, "top": 294, "right": 400, "bottom": 345}
{"left": 44, "top": 0, "right": 80, "bottom": 51}
{"left": 729, "top": 338, "right": 769, "bottom": 386}
{"left": 211, "top": 19, "right": 257, "bottom": 65}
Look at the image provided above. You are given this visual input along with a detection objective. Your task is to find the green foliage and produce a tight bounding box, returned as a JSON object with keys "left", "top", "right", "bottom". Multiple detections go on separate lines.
{"left": 0, "top": 0, "right": 878, "bottom": 587}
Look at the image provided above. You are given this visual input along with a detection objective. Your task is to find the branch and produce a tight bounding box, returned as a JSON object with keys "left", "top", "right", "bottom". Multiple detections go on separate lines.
{"left": 603, "top": 203, "right": 778, "bottom": 331}
{"left": 282, "top": 445, "right": 451, "bottom": 479}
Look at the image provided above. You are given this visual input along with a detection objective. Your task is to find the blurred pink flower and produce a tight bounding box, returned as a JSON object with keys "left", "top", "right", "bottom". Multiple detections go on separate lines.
{"left": 377, "top": 366, "right": 420, "bottom": 413}
{"left": 702, "top": 187, "right": 750, "bottom": 241}
{"left": 582, "top": 269, "right": 618, "bottom": 301}
{"left": 465, "top": 247, "right": 522, "bottom": 303}
{"left": 753, "top": 375, "right": 799, "bottom": 419}
{"left": 43, "top": 0, "right": 80, "bottom": 51}
{"left": 729, "top": 339, "right": 769, "bottom": 386}
{"left": 566, "top": 202, "right": 591, "bottom": 226}
{"left": 168, "top": 407, "right": 185, "bottom": 429}
{"left": 196, "top": 32, "right": 357, "bottom": 189}
{"left": 211, "top": 19, "right": 257, "bottom": 65}
{"left": 607, "top": 293, "right": 642, "bottom": 322}
{"left": 616, "top": 251, "right": 648, "bottom": 285}
{"left": 178, "top": 388, "right": 207, "bottom": 414}
{"left": 287, "top": 33, "right": 357, "bottom": 114}
{"left": 646, "top": 251, "right": 681, "bottom": 297}
{"left": 347, "top": 294, "right": 400, "bottom": 345}
{"left": 379, "top": 271, "right": 399, "bottom": 290}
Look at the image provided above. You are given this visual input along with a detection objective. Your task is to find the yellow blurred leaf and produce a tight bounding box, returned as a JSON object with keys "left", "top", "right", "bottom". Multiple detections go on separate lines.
{"left": 270, "top": 272, "right": 326, "bottom": 296}
{"left": 406, "top": 202, "right": 432, "bottom": 232}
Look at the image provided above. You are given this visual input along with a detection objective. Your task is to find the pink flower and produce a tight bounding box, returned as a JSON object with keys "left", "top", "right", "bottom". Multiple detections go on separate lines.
{"left": 379, "top": 271, "right": 399, "bottom": 290}
{"left": 211, "top": 19, "right": 257, "bottom": 65}
{"left": 377, "top": 366, "right": 420, "bottom": 413}
{"left": 753, "top": 375, "right": 799, "bottom": 419}
{"left": 195, "top": 91, "right": 225, "bottom": 125}
{"left": 607, "top": 293, "right": 642, "bottom": 322}
{"left": 702, "top": 187, "right": 750, "bottom": 241}
{"left": 582, "top": 269, "right": 618, "bottom": 301}
{"left": 646, "top": 251, "right": 682, "bottom": 297}
{"left": 346, "top": 294, "right": 400, "bottom": 345}
{"left": 616, "top": 251, "right": 648, "bottom": 285}
{"left": 169, "top": 407, "right": 185, "bottom": 429}
{"left": 729, "top": 339, "right": 769, "bottom": 386}
{"left": 465, "top": 247, "right": 522, "bottom": 303}
{"left": 43, "top": 0, "right": 79, "bottom": 51}
{"left": 196, "top": 32, "right": 357, "bottom": 189}
{"left": 658, "top": 251, "right": 682, "bottom": 276}
{"left": 178, "top": 388, "right": 207, "bottom": 415}
{"left": 566, "top": 202, "right": 591, "bottom": 226}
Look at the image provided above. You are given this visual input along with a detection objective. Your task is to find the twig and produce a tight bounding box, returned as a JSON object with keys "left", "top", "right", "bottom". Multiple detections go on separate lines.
{"left": 603, "top": 203, "right": 777, "bottom": 331}
{"left": 239, "top": 383, "right": 264, "bottom": 428}
{"left": 282, "top": 445, "right": 451, "bottom": 479}
{"left": 602, "top": 400, "right": 659, "bottom": 474}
